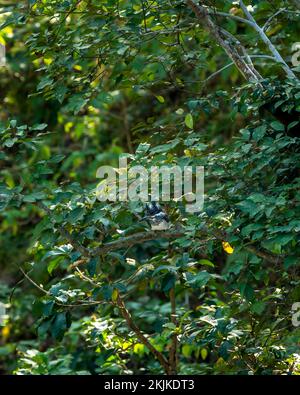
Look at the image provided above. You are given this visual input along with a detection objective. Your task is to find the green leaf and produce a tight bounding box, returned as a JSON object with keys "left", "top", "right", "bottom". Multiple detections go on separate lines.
{"left": 185, "top": 271, "right": 218, "bottom": 288}
{"left": 0, "top": 185, "right": 13, "bottom": 211}
{"left": 251, "top": 301, "right": 266, "bottom": 315}
{"left": 42, "top": 301, "right": 55, "bottom": 317}
{"left": 239, "top": 283, "right": 254, "bottom": 301}
{"left": 152, "top": 265, "right": 178, "bottom": 276}
{"left": 284, "top": 256, "right": 299, "bottom": 269}
{"left": 161, "top": 273, "right": 176, "bottom": 292}
{"left": 288, "top": 121, "right": 299, "bottom": 131}
{"left": 185, "top": 113, "right": 194, "bottom": 129}
{"left": 3, "top": 138, "right": 17, "bottom": 148}
{"left": 50, "top": 312, "right": 70, "bottom": 341}
{"left": 150, "top": 139, "right": 180, "bottom": 154}
{"left": 47, "top": 257, "right": 63, "bottom": 275}
{"left": 31, "top": 123, "right": 48, "bottom": 131}
{"left": 201, "top": 348, "right": 208, "bottom": 360}
{"left": 65, "top": 95, "right": 88, "bottom": 114}
{"left": 136, "top": 143, "right": 150, "bottom": 154}
{"left": 23, "top": 192, "right": 46, "bottom": 203}
{"left": 252, "top": 125, "right": 266, "bottom": 141}
{"left": 37, "top": 76, "right": 54, "bottom": 91}
{"left": 87, "top": 257, "right": 98, "bottom": 277}
{"left": 270, "top": 121, "right": 285, "bottom": 132}
{"left": 44, "top": 244, "right": 73, "bottom": 261}
{"left": 101, "top": 285, "right": 113, "bottom": 301}
{"left": 55, "top": 85, "right": 67, "bottom": 104}
{"left": 67, "top": 207, "right": 85, "bottom": 224}
{"left": 199, "top": 259, "right": 215, "bottom": 268}
{"left": 155, "top": 95, "right": 165, "bottom": 103}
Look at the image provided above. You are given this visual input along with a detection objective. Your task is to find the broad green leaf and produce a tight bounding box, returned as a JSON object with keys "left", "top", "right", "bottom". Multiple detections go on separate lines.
{"left": 185, "top": 113, "right": 194, "bottom": 129}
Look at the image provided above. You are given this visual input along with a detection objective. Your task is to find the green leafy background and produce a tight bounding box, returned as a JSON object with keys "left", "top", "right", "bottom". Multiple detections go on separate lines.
{"left": 0, "top": 0, "right": 299, "bottom": 375}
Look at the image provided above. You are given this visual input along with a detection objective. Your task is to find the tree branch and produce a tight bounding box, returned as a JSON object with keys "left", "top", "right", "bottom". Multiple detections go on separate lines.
{"left": 115, "top": 292, "right": 171, "bottom": 374}
{"left": 208, "top": 10, "right": 256, "bottom": 28}
{"left": 220, "top": 28, "right": 261, "bottom": 79}
{"left": 245, "top": 245, "right": 283, "bottom": 265}
{"left": 262, "top": 8, "right": 285, "bottom": 31}
{"left": 169, "top": 287, "right": 178, "bottom": 374}
{"left": 202, "top": 55, "right": 276, "bottom": 84}
{"left": 185, "top": 0, "right": 262, "bottom": 83}
{"left": 239, "top": 0, "right": 297, "bottom": 79}
{"left": 91, "top": 229, "right": 184, "bottom": 256}
{"left": 37, "top": 203, "right": 284, "bottom": 266}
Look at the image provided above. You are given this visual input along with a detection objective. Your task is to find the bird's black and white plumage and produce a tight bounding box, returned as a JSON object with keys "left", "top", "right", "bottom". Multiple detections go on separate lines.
{"left": 141, "top": 202, "right": 170, "bottom": 230}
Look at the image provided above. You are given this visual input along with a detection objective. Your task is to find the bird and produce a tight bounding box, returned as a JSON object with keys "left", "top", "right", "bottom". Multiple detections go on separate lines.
{"left": 140, "top": 202, "right": 170, "bottom": 231}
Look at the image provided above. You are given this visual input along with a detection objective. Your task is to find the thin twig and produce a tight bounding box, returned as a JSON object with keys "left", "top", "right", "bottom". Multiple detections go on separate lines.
{"left": 262, "top": 8, "right": 285, "bottom": 31}
{"left": 208, "top": 10, "right": 256, "bottom": 28}
{"left": 19, "top": 267, "right": 49, "bottom": 295}
{"left": 202, "top": 55, "right": 276, "bottom": 84}
{"left": 239, "top": 0, "right": 297, "bottom": 79}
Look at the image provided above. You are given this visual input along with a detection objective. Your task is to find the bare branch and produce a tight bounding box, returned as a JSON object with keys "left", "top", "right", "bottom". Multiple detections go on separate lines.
{"left": 19, "top": 267, "right": 49, "bottom": 295}
{"left": 220, "top": 28, "right": 261, "bottom": 79}
{"left": 37, "top": 202, "right": 284, "bottom": 267}
{"left": 239, "top": 0, "right": 297, "bottom": 79}
{"left": 91, "top": 229, "right": 184, "bottom": 256}
{"left": 19, "top": 267, "right": 108, "bottom": 308}
{"left": 185, "top": 0, "right": 262, "bottom": 83}
{"left": 169, "top": 288, "right": 178, "bottom": 374}
{"left": 208, "top": 10, "right": 256, "bottom": 28}
{"left": 115, "top": 292, "right": 171, "bottom": 374}
{"left": 202, "top": 55, "right": 276, "bottom": 84}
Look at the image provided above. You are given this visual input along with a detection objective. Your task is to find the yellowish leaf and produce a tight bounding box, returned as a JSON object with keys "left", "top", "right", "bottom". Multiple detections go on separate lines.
{"left": 2, "top": 326, "right": 10, "bottom": 340}
{"left": 216, "top": 357, "right": 225, "bottom": 367}
{"left": 201, "top": 348, "right": 208, "bottom": 360}
{"left": 155, "top": 95, "right": 165, "bottom": 103}
{"left": 44, "top": 58, "right": 53, "bottom": 66}
{"left": 184, "top": 149, "right": 193, "bottom": 158}
{"left": 133, "top": 343, "right": 145, "bottom": 354}
{"left": 182, "top": 344, "right": 193, "bottom": 358}
{"left": 185, "top": 113, "right": 194, "bottom": 129}
{"left": 222, "top": 241, "right": 234, "bottom": 254}
{"left": 112, "top": 289, "right": 119, "bottom": 302}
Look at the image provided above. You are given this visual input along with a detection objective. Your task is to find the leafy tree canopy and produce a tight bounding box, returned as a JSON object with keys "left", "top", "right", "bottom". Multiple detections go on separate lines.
{"left": 0, "top": 0, "right": 299, "bottom": 375}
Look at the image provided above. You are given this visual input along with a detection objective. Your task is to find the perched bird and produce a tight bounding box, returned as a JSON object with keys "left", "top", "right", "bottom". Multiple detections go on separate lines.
{"left": 141, "top": 202, "right": 170, "bottom": 231}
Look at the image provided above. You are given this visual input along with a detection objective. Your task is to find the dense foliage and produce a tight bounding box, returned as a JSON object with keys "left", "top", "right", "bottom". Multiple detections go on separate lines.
{"left": 0, "top": 0, "right": 299, "bottom": 375}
